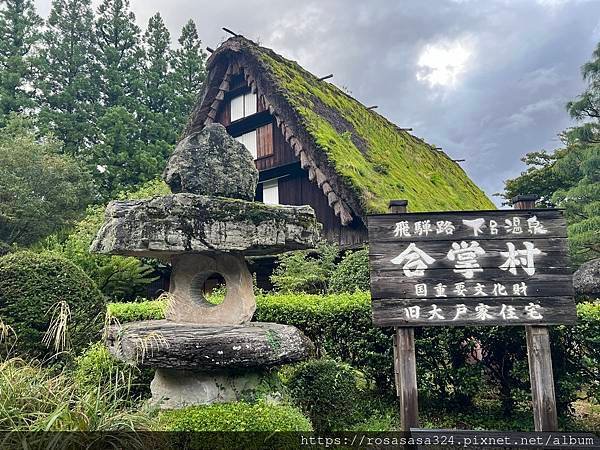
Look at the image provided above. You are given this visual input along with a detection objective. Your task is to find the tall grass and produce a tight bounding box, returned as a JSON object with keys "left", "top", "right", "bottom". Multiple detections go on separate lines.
{"left": 0, "top": 357, "right": 158, "bottom": 448}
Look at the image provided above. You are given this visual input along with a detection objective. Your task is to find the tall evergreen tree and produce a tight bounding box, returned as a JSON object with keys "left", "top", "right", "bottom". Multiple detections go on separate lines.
{"left": 172, "top": 19, "right": 206, "bottom": 132}
{"left": 36, "top": 0, "right": 98, "bottom": 157}
{"left": 0, "top": 0, "right": 42, "bottom": 125}
{"left": 139, "top": 12, "right": 176, "bottom": 161}
{"left": 94, "top": 0, "right": 141, "bottom": 108}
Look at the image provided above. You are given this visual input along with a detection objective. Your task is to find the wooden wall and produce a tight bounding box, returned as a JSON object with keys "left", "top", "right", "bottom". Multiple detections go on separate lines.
{"left": 214, "top": 67, "right": 367, "bottom": 248}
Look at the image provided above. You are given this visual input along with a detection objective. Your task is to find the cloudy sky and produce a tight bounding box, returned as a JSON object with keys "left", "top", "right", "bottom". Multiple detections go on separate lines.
{"left": 35, "top": 0, "right": 600, "bottom": 203}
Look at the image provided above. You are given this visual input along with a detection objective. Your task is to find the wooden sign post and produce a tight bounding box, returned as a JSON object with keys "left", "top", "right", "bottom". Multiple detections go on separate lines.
{"left": 388, "top": 200, "right": 419, "bottom": 431}
{"left": 367, "top": 199, "right": 576, "bottom": 431}
{"left": 513, "top": 195, "right": 558, "bottom": 431}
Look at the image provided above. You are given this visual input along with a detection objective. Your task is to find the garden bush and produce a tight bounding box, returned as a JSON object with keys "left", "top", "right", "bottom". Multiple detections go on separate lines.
{"left": 285, "top": 358, "right": 368, "bottom": 431}
{"left": 159, "top": 400, "right": 312, "bottom": 431}
{"left": 329, "top": 248, "right": 370, "bottom": 293}
{"left": 0, "top": 251, "right": 106, "bottom": 359}
{"left": 108, "top": 295, "right": 600, "bottom": 418}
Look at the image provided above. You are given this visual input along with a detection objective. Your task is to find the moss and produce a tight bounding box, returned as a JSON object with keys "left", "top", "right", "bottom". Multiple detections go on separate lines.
{"left": 247, "top": 43, "right": 495, "bottom": 213}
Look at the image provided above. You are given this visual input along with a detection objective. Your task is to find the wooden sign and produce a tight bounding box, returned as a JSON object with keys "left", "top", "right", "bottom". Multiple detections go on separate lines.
{"left": 368, "top": 209, "right": 576, "bottom": 327}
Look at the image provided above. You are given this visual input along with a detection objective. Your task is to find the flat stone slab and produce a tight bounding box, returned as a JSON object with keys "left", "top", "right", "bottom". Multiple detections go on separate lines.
{"left": 90, "top": 193, "right": 321, "bottom": 257}
{"left": 106, "top": 320, "right": 314, "bottom": 370}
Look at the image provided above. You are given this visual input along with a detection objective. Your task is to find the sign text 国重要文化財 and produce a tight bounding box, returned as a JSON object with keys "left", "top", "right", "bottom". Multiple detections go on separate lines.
{"left": 367, "top": 209, "right": 576, "bottom": 327}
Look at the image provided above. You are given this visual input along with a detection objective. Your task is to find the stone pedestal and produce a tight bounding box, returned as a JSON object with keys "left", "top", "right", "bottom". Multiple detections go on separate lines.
{"left": 150, "top": 369, "right": 265, "bottom": 409}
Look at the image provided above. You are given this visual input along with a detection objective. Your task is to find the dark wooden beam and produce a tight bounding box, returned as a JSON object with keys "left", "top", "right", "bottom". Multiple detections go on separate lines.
{"left": 367, "top": 105, "right": 378, "bottom": 110}
{"left": 222, "top": 27, "right": 239, "bottom": 37}
{"left": 318, "top": 74, "right": 333, "bottom": 81}
{"left": 206, "top": 47, "right": 215, "bottom": 53}
{"left": 452, "top": 159, "right": 465, "bottom": 162}
{"left": 399, "top": 127, "right": 413, "bottom": 131}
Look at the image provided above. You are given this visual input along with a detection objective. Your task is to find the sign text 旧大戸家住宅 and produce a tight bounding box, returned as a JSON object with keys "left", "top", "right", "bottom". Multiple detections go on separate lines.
{"left": 367, "top": 209, "right": 576, "bottom": 327}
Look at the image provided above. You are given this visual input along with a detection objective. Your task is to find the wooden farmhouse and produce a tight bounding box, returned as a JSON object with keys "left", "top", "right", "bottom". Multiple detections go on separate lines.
{"left": 184, "top": 36, "right": 495, "bottom": 248}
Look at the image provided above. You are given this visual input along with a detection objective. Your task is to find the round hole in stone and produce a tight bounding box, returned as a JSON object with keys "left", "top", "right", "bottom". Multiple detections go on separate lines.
{"left": 189, "top": 271, "right": 227, "bottom": 306}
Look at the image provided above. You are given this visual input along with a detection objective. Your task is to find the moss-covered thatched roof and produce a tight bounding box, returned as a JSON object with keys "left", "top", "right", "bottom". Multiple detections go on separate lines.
{"left": 186, "top": 37, "right": 495, "bottom": 224}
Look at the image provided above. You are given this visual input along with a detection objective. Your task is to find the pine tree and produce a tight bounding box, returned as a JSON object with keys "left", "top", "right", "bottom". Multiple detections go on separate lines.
{"left": 172, "top": 19, "right": 206, "bottom": 133}
{"left": 0, "top": 0, "right": 42, "bottom": 125}
{"left": 138, "top": 12, "right": 176, "bottom": 163}
{"left": 36, "top": 0, "right": 98, "bottom": 157}
{"left": 94, "top": 0, "right": 141, "bottom": 108}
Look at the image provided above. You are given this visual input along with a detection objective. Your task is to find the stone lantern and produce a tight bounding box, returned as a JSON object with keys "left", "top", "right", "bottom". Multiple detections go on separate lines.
{"left": 91, "top": 124, "right": 320, "bottom": 408}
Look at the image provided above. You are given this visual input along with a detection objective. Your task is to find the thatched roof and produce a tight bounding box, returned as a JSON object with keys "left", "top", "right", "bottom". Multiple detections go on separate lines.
{"left": 185, "top": 36, "right": 495, "bottom": 225}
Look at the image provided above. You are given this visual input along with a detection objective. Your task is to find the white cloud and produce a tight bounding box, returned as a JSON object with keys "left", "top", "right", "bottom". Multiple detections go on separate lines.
{"left": 416, "top": 38, "right": 474, "bottom": 88}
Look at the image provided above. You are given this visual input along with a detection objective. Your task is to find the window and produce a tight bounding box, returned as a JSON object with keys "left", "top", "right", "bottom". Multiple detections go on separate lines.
{"left": 235, "top": 131, "right": 257, "bottom": 159}
{"left": 230, "top": 92, "right": 257, "bottom": 121}
{"left": 262, "top": 179, "right": 279, "bottom": 205}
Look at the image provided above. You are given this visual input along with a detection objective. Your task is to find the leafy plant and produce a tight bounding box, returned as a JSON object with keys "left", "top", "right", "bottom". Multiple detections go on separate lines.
{"left": 329, "top": 247, "right": 370, "bottom": 293}
{"left": 286, "top": 358, "right": 368, "bottom": 431}
{"left": 270, "top": 244, "right": 338, "bottom": 293}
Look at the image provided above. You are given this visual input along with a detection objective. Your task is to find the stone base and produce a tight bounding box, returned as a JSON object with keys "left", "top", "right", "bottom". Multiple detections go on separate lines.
{"left": 150, "top": 368, "right": 265, "bottom": 409}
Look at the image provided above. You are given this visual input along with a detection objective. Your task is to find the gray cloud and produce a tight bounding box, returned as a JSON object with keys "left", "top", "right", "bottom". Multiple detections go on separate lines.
{"left": 35, "top": 0, "right": 600, "bottom": 204}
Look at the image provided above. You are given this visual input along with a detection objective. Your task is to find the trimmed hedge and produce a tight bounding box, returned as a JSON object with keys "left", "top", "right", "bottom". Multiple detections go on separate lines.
{"left": 108, "top": 295, "right": 600, "bottom": 415}
{"left": 286, "top": 358, "right": 368, "bottom": 431}
{"left": 0, "top": 251, "right": 106, "bottom": 358}
{"left": 159, "top": 400, "right": 312, "bottom": 431}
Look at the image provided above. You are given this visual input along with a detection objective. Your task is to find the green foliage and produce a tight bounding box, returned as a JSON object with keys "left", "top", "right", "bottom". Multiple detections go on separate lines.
{"left": 0, "top": 0, "right": 42, "bottom": 124}
{"left": 158, "top": 400, "right": 312, "bottom": 432}
{"left": 0, "top": 357, "right": 157, "bottom": 436}
{"left": 108, "top": 294, "right": 600, "bottom": 419}
{"left": 0, "top": 251, "right": 106, "bottom": 359}
{"left": 504, "top": 144, "right": 599, "bottom": 265}
{"left": 36, "top": 0, "right": 98, "bottom": 157}
{"left": 270, "top": 244, "right": 338, "bottom": 293}
{"left": 505, "top": 43, "right": 600, "bottom": 265}
{"left": 44, "top": 178, "right": 168, "bottom": 300}
{"left": 551, "top": 145, "right": 600, "bottom": 265}
{"left": 74, "top": 342, "right": 152, "bottom": 399}
{"left": 171, "top": 19, "right": 207, "bottom": 133}
{"left": 0, "top": 116, "right": 92, "bottom": 245}
{"left": 286, "top": 358, "right": 368, "bottom": 431}
{"left": 107, "top": 298, "right": 167, "bottom": 322}
{"left": 253, "top": 42, "right": 494, "bottom": 213}
{"left": 329, "top": 247, "right": 370, "bottom": 293}
{"left": 554, "top": 302, "right": 600, "bottom": 405}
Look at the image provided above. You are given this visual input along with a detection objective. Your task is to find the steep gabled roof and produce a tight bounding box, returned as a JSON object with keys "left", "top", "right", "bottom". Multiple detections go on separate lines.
{"left": 186, "top": 36, "right": 495, "bottom": 225}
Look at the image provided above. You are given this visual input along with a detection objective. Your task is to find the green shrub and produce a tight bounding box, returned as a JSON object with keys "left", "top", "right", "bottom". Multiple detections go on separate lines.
{"left": 270, "top": 244, "right": 338, "bottom": 293}
{"left": 107, "top": 298, "right": 167, "bottom": 322}
{"left": 286, "top": 358, "right": 368, "bottom": 430}
{"left": 108, "top": 295, "right": 600, "bottom": 419}
{"left": 74, "top": 342, "right": 153, "bottom": 400}
{"left": 0, "top": 251, "right": 106, "bottom": 359}
{"left": 329, "top": 248, "right": 370, "bottom": 293}
{"left": 159, "top": 400, "right": 312, "bottom": 431}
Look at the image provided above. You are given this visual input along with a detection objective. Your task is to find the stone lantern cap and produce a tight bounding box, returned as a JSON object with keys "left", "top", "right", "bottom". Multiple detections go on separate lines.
{"left": 90, "top": 193, "right": 321, "bottom": 257}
